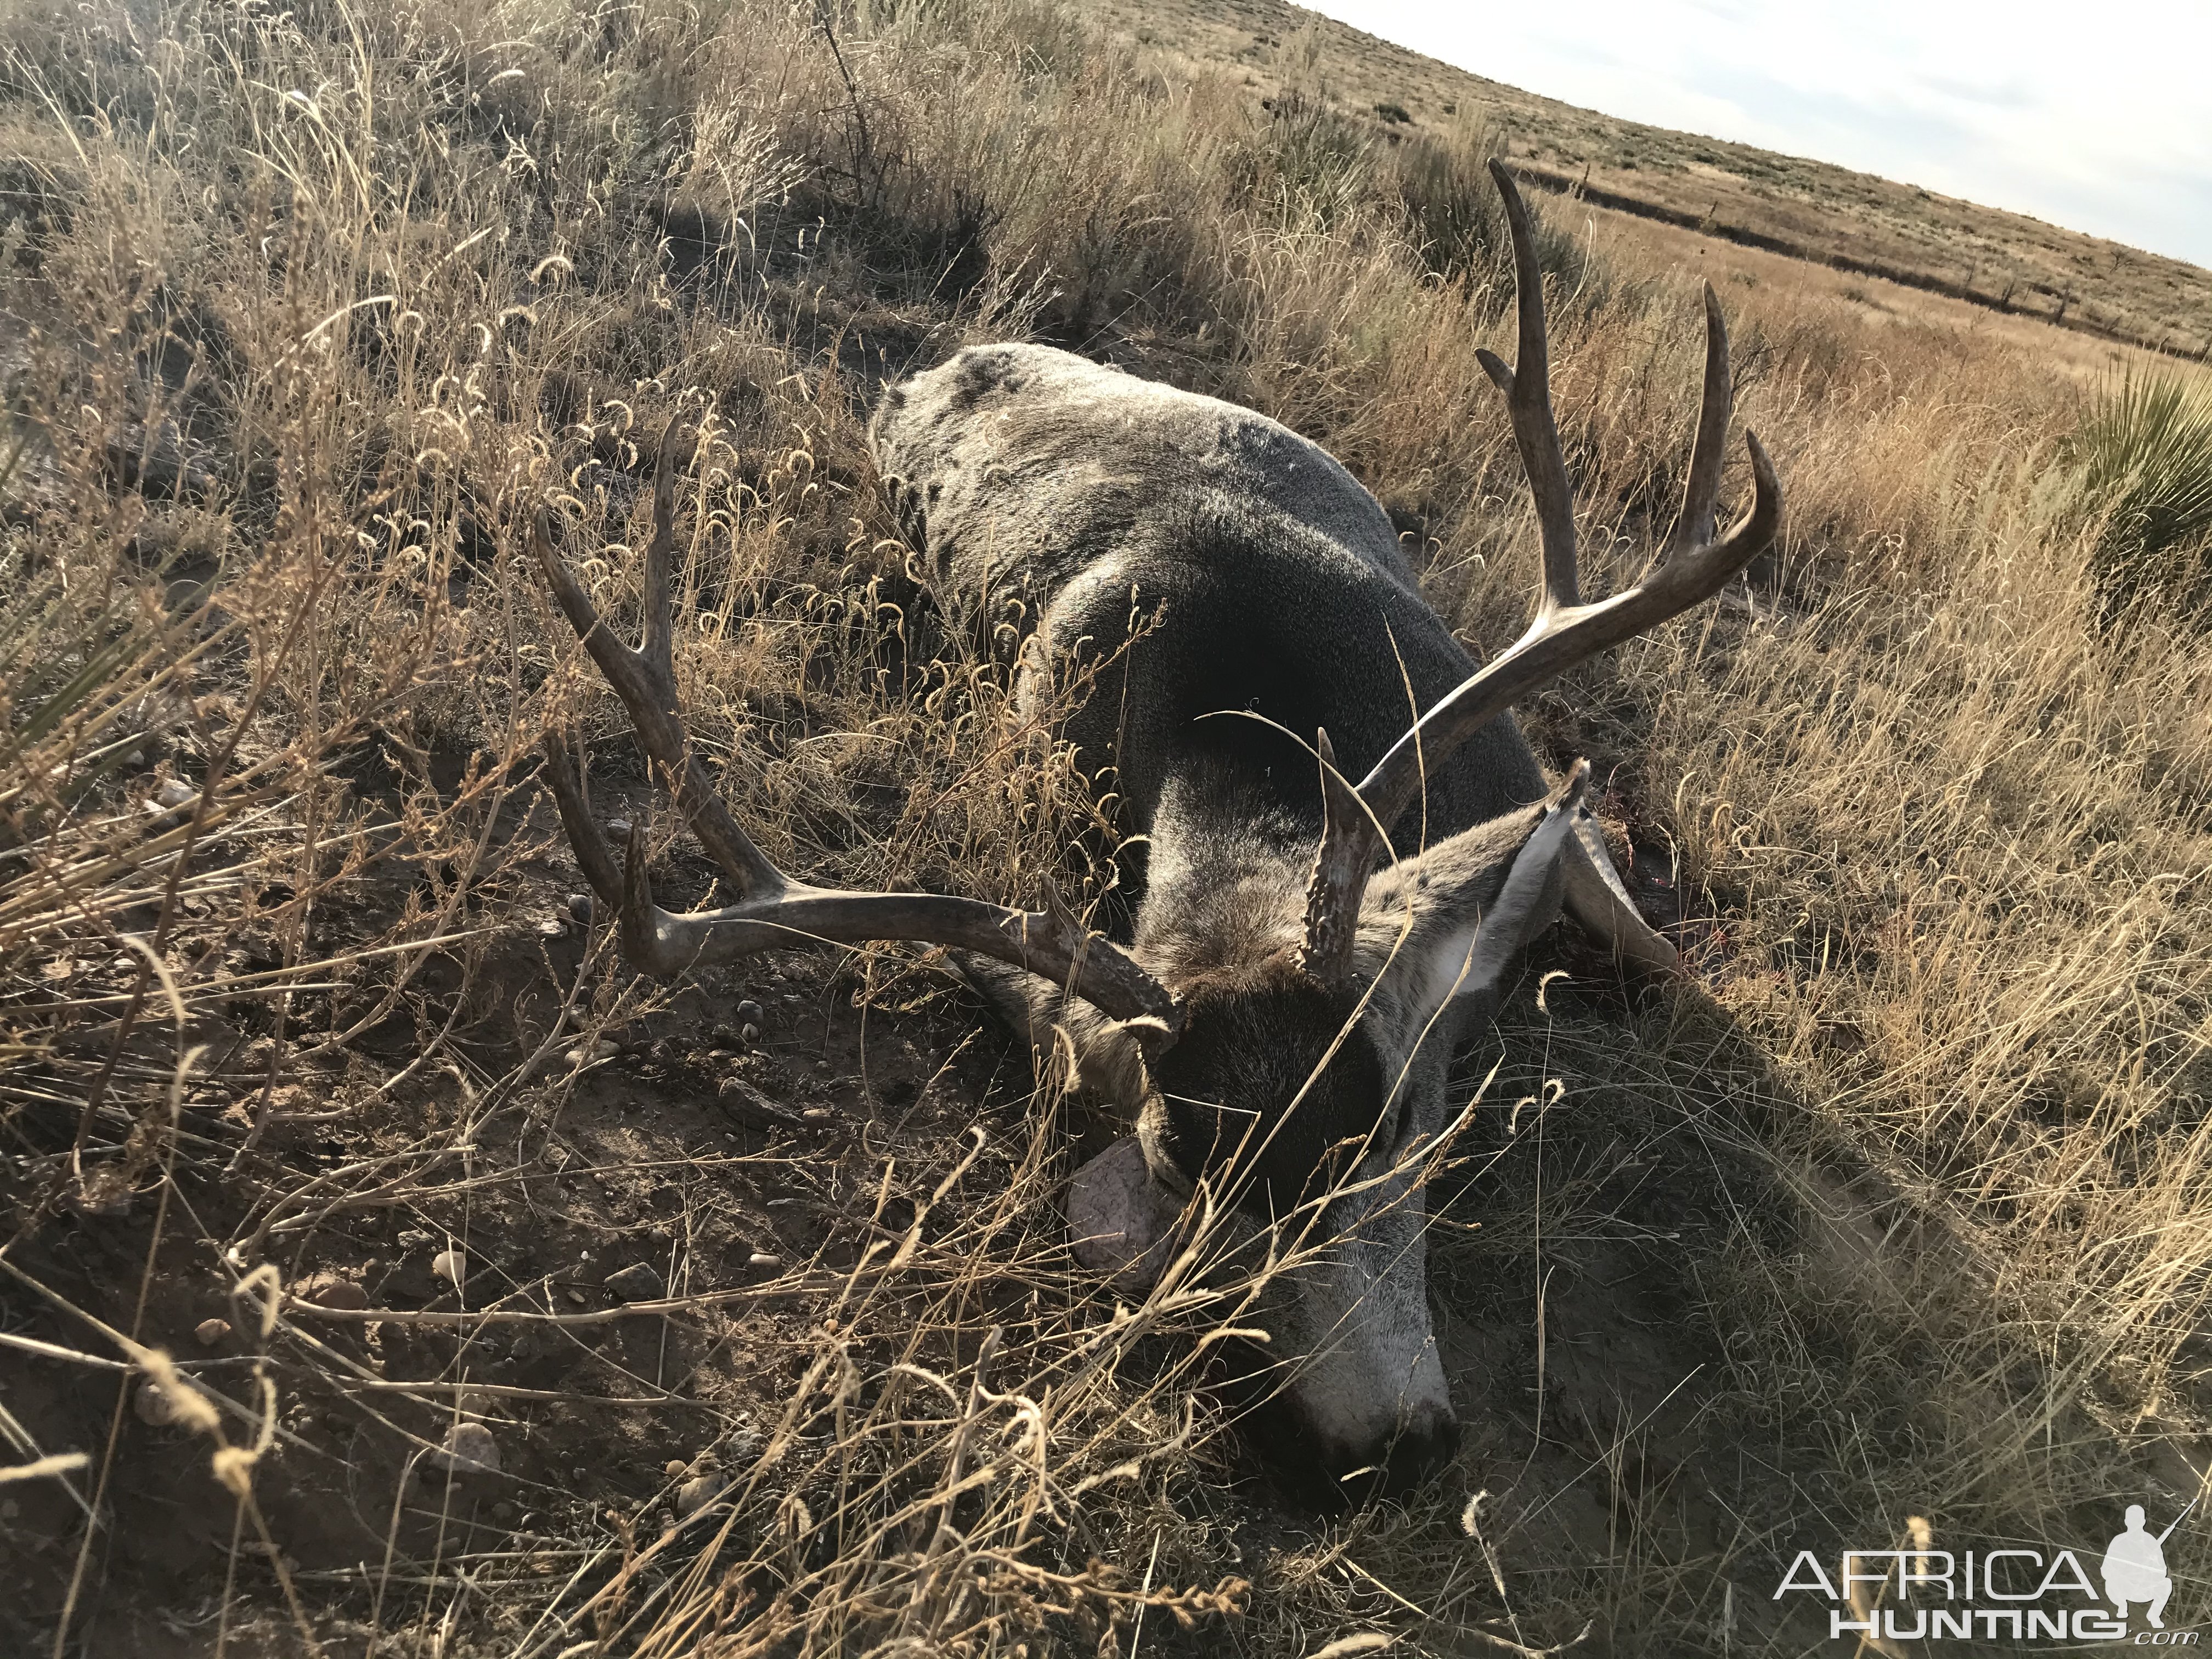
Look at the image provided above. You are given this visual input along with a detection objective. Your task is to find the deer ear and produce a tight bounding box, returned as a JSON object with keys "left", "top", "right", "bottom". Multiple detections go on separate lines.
{"left": 1069, "top": 1136, "right": 1189, "bottom": 1290}
{"left": 1559, "top": 814, "right": 1682, "bottom": 974}
{"left": 1354, "top": 783, "right": 1583, "bottom": 1032}
{"left": 958, "top": 955, "right": 1154, "bottom": 1111}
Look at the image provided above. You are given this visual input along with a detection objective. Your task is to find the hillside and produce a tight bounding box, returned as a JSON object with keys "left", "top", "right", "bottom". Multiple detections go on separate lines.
{"left": 1102, "top": 0, "right": 2212, "bottom": 359}
{"left": 5, "top": 0, "right": 2212, "bottom": 1654}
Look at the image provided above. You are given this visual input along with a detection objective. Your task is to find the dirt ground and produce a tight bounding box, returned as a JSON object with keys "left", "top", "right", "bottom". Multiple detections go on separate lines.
{"left": 2, "top": 731, "right": 1891, "bottom": 1657}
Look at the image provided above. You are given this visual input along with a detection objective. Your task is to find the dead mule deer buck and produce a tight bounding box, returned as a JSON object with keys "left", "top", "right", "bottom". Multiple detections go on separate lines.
{"left": 534, "top": 163, "right": 1779, "bottom": 1503}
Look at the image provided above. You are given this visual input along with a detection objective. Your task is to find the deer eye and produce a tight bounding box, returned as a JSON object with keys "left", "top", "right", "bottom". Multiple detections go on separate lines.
{"left": 1376, "top": 1099, "right": 1412, "bottom": 1164}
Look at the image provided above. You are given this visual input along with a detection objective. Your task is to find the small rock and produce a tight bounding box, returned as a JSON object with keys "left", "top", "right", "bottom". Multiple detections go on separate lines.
{"left": 428, "top": 1421, "right": 501, "bottom": 1476}
{"left": 606, "top": 818, "right": 632, "bottom": 843}
{"left": 565, "top": 1040, "right": 619, "bottom": 1067}
{"left": 603, "top": 1262, "right": 663, "bottom": 1301}
{"left": 154, "top": 778, "right": 197, "bottom": 809}
{"left": 712, "top": 1003, "right": 765, "bottom": 1047}
{"left": 135, "top": 1381, "right": 182, "bottom": 1425}
{"left": 664, "top": 1458, "right": 687, "bottom": 1477}
{"left": 537, "top": 917, "right": 566, "bottom": 938}
{"left": 454, "top": 1387, "right": 496, "bottom": 1419}
{"left": 432, "top": 1250, "right": 466, "bottom": 1288}
{"left": 492, "top": 1499, "right": 516, "bottom": 1521}
{"left": 566, "top": 1289, "right": 588, "bottom": 1306}
{"left": 194, "top": 1318, "right": 231, "bottom": 1347}
{"left": 747, "top": 1252, "right": 782, "bottom": 1272}
{"left": 674, "top": 1471, "right": 729, "bottom": 1517}
{"left": 567, "top": 893, "right": 592, "bottom": 922}
{"left": 295, "top": 1274, "right": 369, "bottom": 1312}
{"left": 717, "top": 1077, "right": 799, "bottom": 1130}
{"left": 70, "top": 1165, "right": 132, "bottom": 1218}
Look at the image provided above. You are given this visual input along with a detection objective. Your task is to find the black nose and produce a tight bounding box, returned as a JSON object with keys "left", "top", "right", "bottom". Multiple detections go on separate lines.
{"left": 1323, "top": 1415, "right": 1462, "bottom": 1508}
{"left": 1379, "top": 1414, "right": 1462, "bottom": 1500}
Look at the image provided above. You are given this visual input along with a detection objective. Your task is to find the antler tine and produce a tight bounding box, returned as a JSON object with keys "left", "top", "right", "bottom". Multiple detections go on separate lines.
{"left": 528, "top": 461, "right": 786, "bottom": 901}
{"left": 1356, "top": 432, "right": 1780, "bottom": 841}
{"left": 541, "top": 726, "right": 622, "bottom": 903}
{"left": 1666, "top": 283, "right": 1732, "bottom": 558}
{"left": 528, "top": 436, "right": 1184, "bottom": 1032}
{"left": 1299, "top": 164, "right": 1783, "bottom": 966}
{"left": 1474, "top": 157, "right": 1579, "bottom": 620}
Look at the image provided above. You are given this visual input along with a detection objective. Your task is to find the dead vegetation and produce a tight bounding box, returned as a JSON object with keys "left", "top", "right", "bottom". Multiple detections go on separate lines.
{"left": 1098, "top": 0, "right": 2212, "bottom": 360}
{"left": 3, "top": 0, "right": 2211, "bottom": 1655}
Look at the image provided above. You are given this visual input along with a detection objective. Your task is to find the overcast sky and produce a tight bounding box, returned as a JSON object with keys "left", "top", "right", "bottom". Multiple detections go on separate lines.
{"left": 1307, "top": 1, "right": 2212, "bottom": 270}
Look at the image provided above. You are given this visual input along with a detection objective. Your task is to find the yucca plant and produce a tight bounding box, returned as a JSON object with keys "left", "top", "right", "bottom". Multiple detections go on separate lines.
{"left": 2073, "top": 370, "right": 2212, "bottom": 618}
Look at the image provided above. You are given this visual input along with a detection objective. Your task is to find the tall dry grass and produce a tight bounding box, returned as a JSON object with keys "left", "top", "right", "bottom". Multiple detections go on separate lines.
{"left": 3, "top": 0, "right": 2210, "bottom": 1652}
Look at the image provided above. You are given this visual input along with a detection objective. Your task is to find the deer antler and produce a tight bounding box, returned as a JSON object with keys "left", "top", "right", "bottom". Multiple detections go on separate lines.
{"left": 533, "top": 418, "right": 1183, "bottom": 1034}
{"left": 1302, "top": 159, "right": 1782, "bottom": 982}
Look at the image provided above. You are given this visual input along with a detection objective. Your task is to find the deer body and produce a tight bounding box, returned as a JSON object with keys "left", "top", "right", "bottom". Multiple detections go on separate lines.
{"left": 870, "top": 343, "right": 1590, "bottom": 1494}
{"left": 871, "top": 343, "right": 1551, "bottom": 852}
{"left": 533, "top": 166, "right": 1778, "bottom": 1506}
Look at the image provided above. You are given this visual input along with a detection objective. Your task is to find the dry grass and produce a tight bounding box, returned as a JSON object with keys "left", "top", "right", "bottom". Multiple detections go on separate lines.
{"left": 4, "top": 0, "right": 2212, "bottom": 1655}
{"left": 1096, "top": 0, "right": 2212, "bottom": 360}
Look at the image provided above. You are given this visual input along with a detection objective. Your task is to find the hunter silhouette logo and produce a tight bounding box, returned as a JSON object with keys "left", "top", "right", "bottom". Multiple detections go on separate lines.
{"left": 1774, "top": 1500, "right": 2198, "bottom": 1644}
{"left": 2105, "top": 1502, "right": 2192, "bottom": 1631}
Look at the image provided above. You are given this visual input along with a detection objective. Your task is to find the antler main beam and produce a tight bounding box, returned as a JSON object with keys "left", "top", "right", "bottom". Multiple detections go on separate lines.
{"left": 1301, "top": 161, "right": 1782, "bottom": 979}
{"left": 532, "top": 420, "right": 1183, "bottom": 1033}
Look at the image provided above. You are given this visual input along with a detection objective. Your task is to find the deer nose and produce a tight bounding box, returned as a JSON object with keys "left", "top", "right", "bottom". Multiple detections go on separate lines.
{"left": 1378, "top": 1412, "right": 1462, "bottom": 1500}
{"left": 1327, "top": 1412, "right": 1462, "bottom": 1506}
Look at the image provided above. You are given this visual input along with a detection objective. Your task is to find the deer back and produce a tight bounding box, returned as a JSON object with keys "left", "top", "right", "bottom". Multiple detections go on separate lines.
{"left": 870, "top": 343, "right": 1550, "bottom": 853}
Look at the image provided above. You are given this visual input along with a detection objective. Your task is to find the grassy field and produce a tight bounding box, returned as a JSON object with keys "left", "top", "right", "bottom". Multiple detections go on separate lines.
{"left": 1102, "top": 0, "right": 2212, "bottom": 363}
{"left": 4, "top": 0, "right": 2212, "bottom": 1655}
